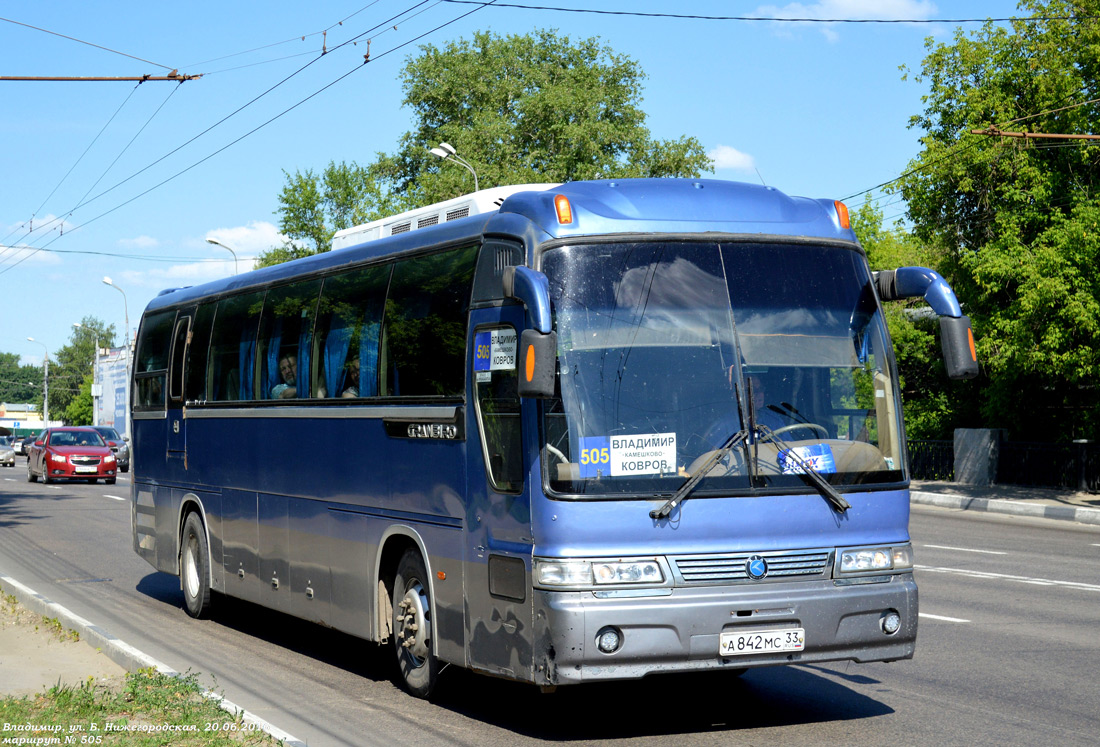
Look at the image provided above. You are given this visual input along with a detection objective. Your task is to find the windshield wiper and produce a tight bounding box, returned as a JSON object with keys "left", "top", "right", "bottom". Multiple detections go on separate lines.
{"left": 755, "top": 425, "right": 851, "bottom": 514}
{"left": 650, "top": 429, "right": 748, "bottom": 520}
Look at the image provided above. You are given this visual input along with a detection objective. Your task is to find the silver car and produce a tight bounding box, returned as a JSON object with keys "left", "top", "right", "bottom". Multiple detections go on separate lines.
{"left": 0, "top": 443, "right": 14, "bottom": 467}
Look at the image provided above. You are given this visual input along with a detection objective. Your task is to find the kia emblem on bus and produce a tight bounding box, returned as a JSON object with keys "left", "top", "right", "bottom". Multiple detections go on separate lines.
{"left": 746, "top": 555, "right": 768, "bottom": 580}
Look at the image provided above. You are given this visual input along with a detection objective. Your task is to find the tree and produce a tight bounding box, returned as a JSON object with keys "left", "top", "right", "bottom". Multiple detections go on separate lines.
{"left": 0, "top": 352, "right": 42, "bottom": 404}
{"left": 892, "top": 0, "right": 1100, "bottom": 438}
{"left": 49, "top": 317, "right": 116, "bottom": 425}
{"left": 64, "top": 373, "right": 94, "bottom": 426}
{"left": 851, "top": 199, "right": 980, "bottom": 438}
{"left": 261, "top": 29, "right": 711, "bottom": 266}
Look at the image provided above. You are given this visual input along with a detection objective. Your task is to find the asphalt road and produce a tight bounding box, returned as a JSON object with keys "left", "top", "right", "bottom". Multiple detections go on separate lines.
{"left": 1, "top": 469, "right": 1098, "bottom": 746}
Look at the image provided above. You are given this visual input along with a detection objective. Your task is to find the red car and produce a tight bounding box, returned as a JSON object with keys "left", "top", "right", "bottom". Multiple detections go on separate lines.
{"left": 27, "top": 427, "right": 118, "bottom": 485}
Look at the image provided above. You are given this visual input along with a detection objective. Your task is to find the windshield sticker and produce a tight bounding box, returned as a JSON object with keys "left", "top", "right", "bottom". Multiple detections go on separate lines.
{"left": 474, "top": 329, "right": 518, "bottom": 372}
{"left": 778, "top": 444, "right": 837, "bottom": 475}
{"left": 579, "top": 433, "right": 677, "bottom": 477}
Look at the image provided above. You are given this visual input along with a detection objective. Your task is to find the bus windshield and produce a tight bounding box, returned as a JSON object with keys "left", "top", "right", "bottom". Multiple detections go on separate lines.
{"left": 541, "top": 240, "right": 905, "bottom": 497}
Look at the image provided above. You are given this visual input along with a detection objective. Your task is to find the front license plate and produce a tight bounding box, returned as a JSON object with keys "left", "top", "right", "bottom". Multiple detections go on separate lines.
{"left": 74, "top": 466, "right": 96, "bottom": 474}
{"left": 720, "top": 628, "right": 805, "bottom": 656}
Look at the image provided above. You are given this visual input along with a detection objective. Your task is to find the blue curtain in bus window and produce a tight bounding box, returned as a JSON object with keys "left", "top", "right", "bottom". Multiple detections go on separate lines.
{"left": 324, "top": 320, "right": 352, "bottom": 397}
{"left": 238, "top": 323, "right": 257, "bottom": 400}
{"left": 263, "top": 321, "right": 283, "bottom": 399}
{"left": 297, "top": 323, "right": 311, "bottom": 397}
{"left": 359, "top": 321, "right": 379, "bottom": 397}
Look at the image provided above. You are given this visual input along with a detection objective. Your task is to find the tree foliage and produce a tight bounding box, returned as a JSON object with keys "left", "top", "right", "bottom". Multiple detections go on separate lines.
{"left": 893, "top": 0, "right": 1100, "bottom": 438}
{"left": 261, "top": 29, "right": 711, "bottom": 267}
{"left": 49, "top": 317, "right": 116, "bottom": 424}
{"left": 0, "top": 352, "right": 41, "bottom": 404}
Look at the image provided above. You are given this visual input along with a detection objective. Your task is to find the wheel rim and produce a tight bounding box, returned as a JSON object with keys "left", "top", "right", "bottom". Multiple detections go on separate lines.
{"left": 395, "top": 581, "right": 430, "bottom": 666}
{"left": 183, "top": 534, "right": 201, "bottom": 600}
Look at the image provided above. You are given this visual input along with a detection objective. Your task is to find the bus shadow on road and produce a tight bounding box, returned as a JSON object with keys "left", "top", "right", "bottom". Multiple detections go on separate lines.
{"left": 431, "top": 663, "right": 894, "bottom": 739}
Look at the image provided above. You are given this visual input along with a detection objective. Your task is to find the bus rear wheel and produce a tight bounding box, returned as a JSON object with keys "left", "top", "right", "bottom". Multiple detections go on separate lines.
{"left": 392, "top": 549, "right": 438, "bottom": 698}
{"left": 180, "top": 512, "right": 212, "bottom": 618}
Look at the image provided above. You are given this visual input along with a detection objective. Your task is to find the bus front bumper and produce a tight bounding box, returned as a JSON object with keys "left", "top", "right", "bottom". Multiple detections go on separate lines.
{"left": 531, "top": 573, "right": 917, "bottom": 686}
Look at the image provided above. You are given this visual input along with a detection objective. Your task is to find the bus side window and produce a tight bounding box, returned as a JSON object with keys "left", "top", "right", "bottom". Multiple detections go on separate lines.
{"left": 256, "top": 279, "right": 321, "bottom": 400}
{"left": 185, "top": 302, "right": 215, "bottom": 403}
{"left": 314, "top": 264, "right": 389, "bottom": 399}
{"left": 133, "top": 309, "right": 176, "bottom": 410}
{"left": 207, "top": 290, "right": 265, "bottom": 402}
{"left": 384, "top": 245, "right": 478, "bottom": 397}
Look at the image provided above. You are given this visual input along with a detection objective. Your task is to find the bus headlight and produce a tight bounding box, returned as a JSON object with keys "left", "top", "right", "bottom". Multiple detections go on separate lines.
{"left": 836, "top": 544, "right": 913, "bottom": 575}
{"left": 535, "top": 559, "right": 665, "bottom": 588}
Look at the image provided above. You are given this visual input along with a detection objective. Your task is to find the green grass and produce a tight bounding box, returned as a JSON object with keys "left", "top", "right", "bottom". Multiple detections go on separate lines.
{"left": 0, "top": 668, "right": 284, "bottom": 745}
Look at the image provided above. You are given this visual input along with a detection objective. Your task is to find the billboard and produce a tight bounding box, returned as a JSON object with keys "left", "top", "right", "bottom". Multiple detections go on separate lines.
{"left": 95, "top": 347, "right": 129, "bottom": 437}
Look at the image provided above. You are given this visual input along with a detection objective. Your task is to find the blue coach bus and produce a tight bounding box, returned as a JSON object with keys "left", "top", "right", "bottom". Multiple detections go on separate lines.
{"left": 131, "top": 178, "right": 977, "bottom": 697}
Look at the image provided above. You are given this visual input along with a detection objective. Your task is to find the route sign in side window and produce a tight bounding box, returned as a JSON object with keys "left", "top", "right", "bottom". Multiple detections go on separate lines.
{"left": 473, "top": 325, "right": 522, "bottom": 492}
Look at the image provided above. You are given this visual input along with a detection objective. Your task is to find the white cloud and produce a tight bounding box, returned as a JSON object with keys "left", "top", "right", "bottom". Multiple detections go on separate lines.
{"left": 709, "top": 145, "right": 757, "bottom": 172}
{"left": 203, "top": 220, "right": 286, "bottom": 257}
{"left": 118, "top": 221, "right": 285, "bottom": 290}
{"left": 118, "top": 235, "right": 159, "bottom": 249}
{"left": 754, "top": 0, "right": 938, "bottom": 40}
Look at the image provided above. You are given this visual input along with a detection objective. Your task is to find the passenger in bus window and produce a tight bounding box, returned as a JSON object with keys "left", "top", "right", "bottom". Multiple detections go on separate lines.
{"left": 271, "top": 353, "right": 298, "bottom": 398}
{"left": 340, "top": 358, "right": 360, "bottom": 398}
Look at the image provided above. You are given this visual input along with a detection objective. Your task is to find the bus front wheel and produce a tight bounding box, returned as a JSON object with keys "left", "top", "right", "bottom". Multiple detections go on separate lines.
{"left": 180, "top": 512, "right": 212, "bottom": 618}
{"left": 392, "top": 549, "right": 438, "bottom": 698}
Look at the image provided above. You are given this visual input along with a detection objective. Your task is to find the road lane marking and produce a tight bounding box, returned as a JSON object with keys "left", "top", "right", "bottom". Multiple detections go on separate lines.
{"left": 4, "top": 478, "right": 14, "bottom": 482}
{"left": 923, "top": 544, "right": 1007, "bottom": 555}
{"left": 919, "top": 613, "right": 970, "bottom": 623}
{"left": 46, "top": 485, "right": 62, "bottom": 490}
{"left": 916, "top": 564, "right": 1100, "bottom": 592}
{"left": 103, "top": 494, "right": 125, "bottom": 501}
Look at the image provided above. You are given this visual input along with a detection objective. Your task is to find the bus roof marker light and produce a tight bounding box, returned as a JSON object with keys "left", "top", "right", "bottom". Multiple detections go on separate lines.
{"left": 834, "top": 200, "right": 851, "bottom": 230}
{"left": 554, "top": 194, "right": 573, "bottom": 224}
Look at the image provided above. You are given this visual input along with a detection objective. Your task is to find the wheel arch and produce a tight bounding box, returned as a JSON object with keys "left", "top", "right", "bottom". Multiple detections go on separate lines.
{"left": 176, "top": 493, "right": 212, "bottom": 583}
{"left": 373, "top": 526, "right": 434, "bottom": 645}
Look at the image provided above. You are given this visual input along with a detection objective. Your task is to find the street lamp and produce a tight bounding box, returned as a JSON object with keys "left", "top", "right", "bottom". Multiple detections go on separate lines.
{"left": 103, "top": 276, "right": 131, "bottom": 438}
{"left": 206, "top": 237, "right": 240, "bottom": 275}
{"left": 429, "top": 141, "right": 479, "bottom": 192}
{"left": 26, "top": 337, "right": 48, "bottom": 427}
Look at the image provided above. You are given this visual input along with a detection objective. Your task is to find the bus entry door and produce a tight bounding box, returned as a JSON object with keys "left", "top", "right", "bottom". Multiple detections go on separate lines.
{"left": 166, "top": 308, "right": 193, "bottom": 464}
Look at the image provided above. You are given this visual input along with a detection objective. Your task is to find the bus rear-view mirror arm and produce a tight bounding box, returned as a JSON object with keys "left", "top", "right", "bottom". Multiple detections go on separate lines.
{"left": 874, "top": 267, "right": 979, "bottom": 381}
{"left": 503, "top": 266, "right": 557, "bottom": 398}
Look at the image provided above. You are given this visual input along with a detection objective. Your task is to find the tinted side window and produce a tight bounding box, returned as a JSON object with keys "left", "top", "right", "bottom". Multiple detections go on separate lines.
{"left": 207, "top": 291, "right": 265, "bottom": 402}
{"left": 313, "top": 265, "right": 390, "bottom": 398}
{"left": 134, "top": 310, "right": 175, "bottom": 409}
{"left": 257, "top": 280, "right": 321, "bottom": 400}
{"left": 384, "top": 245, "right": 477, "bottom": 397}
{"left": 185, "top": 302, "right": 215, "bottom": 402}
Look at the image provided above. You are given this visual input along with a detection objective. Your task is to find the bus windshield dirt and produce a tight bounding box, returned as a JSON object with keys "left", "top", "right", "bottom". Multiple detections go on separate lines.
{"left": 540, "top": 240, "right": 906, "bottom": 498}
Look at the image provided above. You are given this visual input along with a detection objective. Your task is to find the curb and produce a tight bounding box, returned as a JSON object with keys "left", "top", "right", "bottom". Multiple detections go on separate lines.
{"left": 0, "top": 574, "right": 307, "bottom": 747}
{"left": 911, "top": 490, "right": 1100, "bottom": 526}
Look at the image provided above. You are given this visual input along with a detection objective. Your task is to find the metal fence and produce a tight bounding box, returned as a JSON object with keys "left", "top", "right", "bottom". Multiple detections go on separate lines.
{"left": 909, "top": 438, "right": 1100, "bottom": 492}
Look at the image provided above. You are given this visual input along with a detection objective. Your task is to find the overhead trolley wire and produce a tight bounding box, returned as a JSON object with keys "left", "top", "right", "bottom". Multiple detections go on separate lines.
{"left": 0, "top": 0, "right": 499, "bottom": 275}
{"left": 437, "top": 1, "right": 1092, "bottom": 24}
{"left": 3, "top": 0, "right": 434, "bottom": 266}
{"left": 0, "top": 16, "right": 178, "bottom": 71}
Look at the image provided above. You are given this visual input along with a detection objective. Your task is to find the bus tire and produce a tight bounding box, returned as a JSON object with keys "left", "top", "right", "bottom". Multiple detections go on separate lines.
{"left": 180, "top": 512, "right": 212, "bottom": 618}
{"left": 392, "top": 549, "right": 438, "bottom": 698}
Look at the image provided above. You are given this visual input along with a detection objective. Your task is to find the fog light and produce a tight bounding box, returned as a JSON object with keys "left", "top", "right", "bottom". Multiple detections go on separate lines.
{"left": 596, "top": 626, "right": 622, "bottom": 654}
{"left": 882, "top": 610, "right": 901, "bottom": 635}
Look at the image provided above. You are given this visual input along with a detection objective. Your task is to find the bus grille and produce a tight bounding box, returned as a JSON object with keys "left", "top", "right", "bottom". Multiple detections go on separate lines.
{"left": 672, "top": 549, "right": 831, "bottom": 584}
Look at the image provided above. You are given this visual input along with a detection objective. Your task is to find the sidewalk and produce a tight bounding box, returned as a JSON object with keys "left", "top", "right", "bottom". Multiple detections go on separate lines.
{"left": 910, "top": 479, "right": 1100, "bottom": 526}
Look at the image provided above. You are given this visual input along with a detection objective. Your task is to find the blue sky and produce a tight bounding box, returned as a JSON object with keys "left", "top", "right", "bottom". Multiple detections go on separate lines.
{"left": 2, "top": 0, "right": 1023, "bottom": 366}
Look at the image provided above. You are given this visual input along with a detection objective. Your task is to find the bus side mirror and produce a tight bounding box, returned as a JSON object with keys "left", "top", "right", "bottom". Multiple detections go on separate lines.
{"left": 940, "top": 315, "right": 979, "bottom": 380}
{"left": 517, "top": 329, "right": 557, "bottom": 398}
